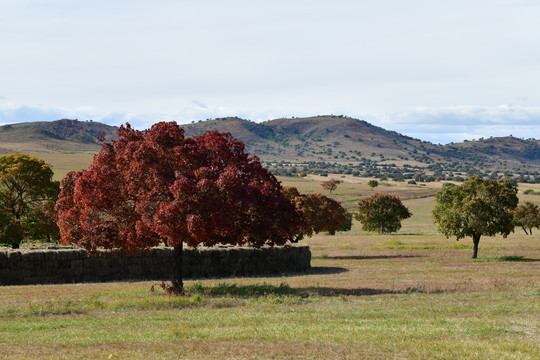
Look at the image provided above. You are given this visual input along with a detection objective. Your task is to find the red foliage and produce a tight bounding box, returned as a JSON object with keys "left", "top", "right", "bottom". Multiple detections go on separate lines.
{"left": 55, "top": 170, "right": 86, "bottom": 246}
{"left": 55, "top": 122, "right": 301, "bottom": 291}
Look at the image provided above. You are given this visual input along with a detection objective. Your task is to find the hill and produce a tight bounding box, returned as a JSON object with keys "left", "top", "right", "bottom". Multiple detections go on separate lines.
{"left": 182, "top": 115, "right": 434, "bottom": 164}
{"left": 0, "top": 119, "right": 117, "bottom": 154}
{"left": 2, "top": 116, "right": 540, "bottom": 180}
{"left": 182, "top": 116, "right": 540, "bottom": 171}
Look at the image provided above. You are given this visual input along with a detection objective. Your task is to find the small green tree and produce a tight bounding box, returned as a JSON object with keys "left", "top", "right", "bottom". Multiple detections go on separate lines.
{"left": 513, "top": 201, "right": 540, "bottom": 235}
{"left": 432, "top": 176, "right": 518, "bottom": 258}
{"left": 355, "top": 193, "right": 411, "bottom": 233}
{"left": 0, "top": 154, "right": 59, "bottom": 248}
{"left": 367, "top": 179, "right": 379, "bottom": 190}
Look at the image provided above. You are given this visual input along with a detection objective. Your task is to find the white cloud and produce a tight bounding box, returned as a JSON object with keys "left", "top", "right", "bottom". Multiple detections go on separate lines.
{"left": 1, "top": 1, "right": 540, "bottom": 145}
{"left": 370, "top": 105, "right": 540, "bottom": 144}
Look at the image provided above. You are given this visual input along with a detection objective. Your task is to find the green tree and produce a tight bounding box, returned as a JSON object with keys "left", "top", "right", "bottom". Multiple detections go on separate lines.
{"left": 0, "top": 154, "right": 59, "bottom": 248}
{"left": 513, "top": 201, "right": 540, "bottom": 235}
{"left": 355, "top": 193, "right": 411, "bottom": 233}
{"left": 367, "top": 179, "right": 379, "bottom": 190}
{"left": 432, "top": 176, "right": 518, "bottom": 258}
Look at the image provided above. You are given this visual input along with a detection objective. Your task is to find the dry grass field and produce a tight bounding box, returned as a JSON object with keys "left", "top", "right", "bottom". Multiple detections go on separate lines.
{"left": 32, "top": 153, "right": 96, "bottom": 181}
{"left": 1, "top": 176, "right": 539, "bottom": 359}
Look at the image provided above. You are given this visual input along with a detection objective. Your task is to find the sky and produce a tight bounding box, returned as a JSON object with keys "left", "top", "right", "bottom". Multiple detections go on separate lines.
{"left": 1, "top": 0, "right": 539, "bottom": 144}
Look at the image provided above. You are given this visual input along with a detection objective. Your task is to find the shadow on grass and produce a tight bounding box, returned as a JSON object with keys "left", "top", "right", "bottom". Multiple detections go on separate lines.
{"left": 307, "top": 266, "right": 349, "bottom": 275}
{"left": 296, "top": 286, "right": 443, "bottom": 296}
{"left": 386, "top": 233, "right": 424, "bottom": 236}
{"left": 322, "top": 255, "right": 422, "bottom": 260}
{"left": 184, "top": 282, "right": 452, "bottom": 298}
{"left": 475, "top": 255, "right": 540, "bottom": 262}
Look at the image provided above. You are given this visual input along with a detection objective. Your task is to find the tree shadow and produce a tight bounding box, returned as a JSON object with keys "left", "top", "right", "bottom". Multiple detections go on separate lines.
{"left": 323, "top": 255, "right": 422, "bottom": 260}
{"left": 297, "top": 287, "right": 403, "bottom": 296}
{"left": 477, "top": 255, "right": 540, "bottom": 262}
{"left": 184, "top": 283, "right": 453, "bottom": 298}
{"left": 306, "top": 266, "right": 349, "bottom": 275}
{"left": 387, "top": 233, "right": 424, "bottom": 236}
{"left": 256, "top": 266, "right": 349, "bottom": 277}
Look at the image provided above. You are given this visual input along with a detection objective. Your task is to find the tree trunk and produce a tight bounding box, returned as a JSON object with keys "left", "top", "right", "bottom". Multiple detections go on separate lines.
{"left": 472, "top": 234, "right": 481, "bottom": 259}
{"left": 171, "top": 243, "right": 184, "bottom": 295}
{"left": 522, "top": 226, "right": 529, "bottom": 235}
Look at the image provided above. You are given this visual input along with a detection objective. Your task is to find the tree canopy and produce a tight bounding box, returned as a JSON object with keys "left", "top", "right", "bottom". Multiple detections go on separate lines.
{"left": 513, "top": 201, "right": 540, "bottom": 235}
{"left": 367, "top": 180, "right": 378, "bottom": 190}
{"left": 56, "top": 122, "right": 301, "bottom": 293}
{"left": 355, "top": 193, "right": 411, "bottom": 233}
{"left": 282, "top": 186, "right": 349, "bottom": 242}
{"left": 321, "top": 178, "right": 342, "bottom": 194}
{"left": 0, "top": 153, "right": 59, "bottom": 248}
{"left": 432, "top": 176, "right": 518, "bottom": 258}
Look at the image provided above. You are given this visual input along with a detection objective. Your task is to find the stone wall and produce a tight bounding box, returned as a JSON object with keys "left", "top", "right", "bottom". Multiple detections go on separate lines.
{"left": 0, "top": 244, "right": 311, "bottom": 285}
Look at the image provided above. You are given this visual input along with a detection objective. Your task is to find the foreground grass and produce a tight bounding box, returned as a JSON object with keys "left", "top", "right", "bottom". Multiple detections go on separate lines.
{"left": 0, "top": 283, "right": 538, "bottom": 359}
{"left": 1, "top": 179, "right": 539, "bottom": 359}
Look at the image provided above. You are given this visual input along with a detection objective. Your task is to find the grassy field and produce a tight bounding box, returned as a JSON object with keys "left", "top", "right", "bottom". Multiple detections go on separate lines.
{"left": 33, "top": 153, "right": 96, "bottom": 181}
{"left": 1, "top": 177, "right": 539, "bottom": 359}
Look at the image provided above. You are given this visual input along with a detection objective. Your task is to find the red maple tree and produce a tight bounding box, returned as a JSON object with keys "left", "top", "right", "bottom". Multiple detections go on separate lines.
{"left": 56, "top": 122, "right": 301, "bottom": 293}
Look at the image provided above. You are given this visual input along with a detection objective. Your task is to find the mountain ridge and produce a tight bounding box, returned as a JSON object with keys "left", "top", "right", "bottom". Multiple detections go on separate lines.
{"left": 1, "top": 116, "right": 539, "bottom": 173}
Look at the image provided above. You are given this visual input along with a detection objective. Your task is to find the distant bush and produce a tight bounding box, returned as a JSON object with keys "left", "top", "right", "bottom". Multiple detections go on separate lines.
{"left": 523, "top": 189, "right": 540, "bottom": 195}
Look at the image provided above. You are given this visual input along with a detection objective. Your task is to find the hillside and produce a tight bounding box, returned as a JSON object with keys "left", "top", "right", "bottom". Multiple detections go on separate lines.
{"left": 181, "top": 116, "right": 540, "bottom": 171}
{"left": 181, "top": 115, "right": 438, "bottom": 165}
{"left": 1, "top": 116, "right": 540, "bottom": 179}
{"left": 0, "top": 119, "right": 117, "bottom": 154}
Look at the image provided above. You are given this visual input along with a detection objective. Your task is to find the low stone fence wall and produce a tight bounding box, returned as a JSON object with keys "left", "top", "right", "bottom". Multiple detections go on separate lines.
{"left": 0, "top": 244, "right": 311, "bottom": 285}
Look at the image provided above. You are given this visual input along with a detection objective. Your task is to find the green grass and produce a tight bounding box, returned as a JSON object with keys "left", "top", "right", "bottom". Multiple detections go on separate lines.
{"left": 1, "top": 176, "right": 540, "bottom": 359}
{"left": 0, "top": 285, "right": 538, "bottom": 359}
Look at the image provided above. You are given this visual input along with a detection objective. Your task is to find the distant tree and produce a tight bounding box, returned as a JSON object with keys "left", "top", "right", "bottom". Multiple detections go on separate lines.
{"left": 432, "top": 176, "right": 518, "bottom": 258}
{"left": 355, "top": 193, "right": 411, "bottom": 233}
{"left": 321, "top": 178, "right": 342, "bottom": 194}
{"left": 513, "top": 201, "right": 540, "bottom": 235}
{"left": 55, "top": 123, "right": 301, "bottom": 294}
{"left": 0, "top": 154, "right": 59, "bottom": 248}
{"left": 367, "top": 180, "right": 379, "bottom": 190}
{"left": 283, "top": 186, "right": 349, "bottom": 242}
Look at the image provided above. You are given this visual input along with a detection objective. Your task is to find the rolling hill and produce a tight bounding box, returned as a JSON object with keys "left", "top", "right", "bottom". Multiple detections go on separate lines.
{"left": 1, "top": 116, "right": 540, "bottom": 177}
{"left": 181, "top": 115, "right": 540, "bottom": 171}
{"left": 0, "top": 119, "right": 117, "bottom": 154}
